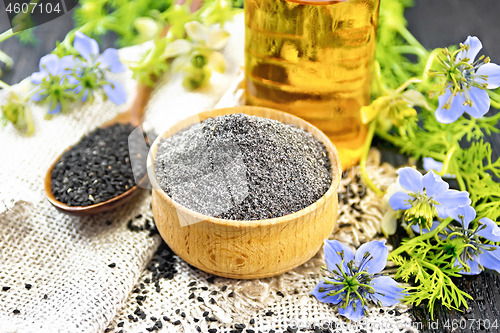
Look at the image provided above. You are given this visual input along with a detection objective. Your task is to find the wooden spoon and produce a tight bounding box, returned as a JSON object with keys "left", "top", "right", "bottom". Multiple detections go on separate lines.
{"left": 44, "top": 0, "right": 204, "bottom": 216}
{"left": 44, "top": 84, "right": 153, "bottom": 216}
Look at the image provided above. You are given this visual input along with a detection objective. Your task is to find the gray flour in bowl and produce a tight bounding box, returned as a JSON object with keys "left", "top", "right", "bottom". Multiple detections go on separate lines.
{"left": 154, "top": 113, "right": 332, "bottom": 220}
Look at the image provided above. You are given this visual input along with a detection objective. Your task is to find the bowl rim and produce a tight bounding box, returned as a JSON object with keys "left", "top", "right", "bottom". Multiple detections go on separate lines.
{"left": 150, "top": 106, "right": 342, "bottom": 228}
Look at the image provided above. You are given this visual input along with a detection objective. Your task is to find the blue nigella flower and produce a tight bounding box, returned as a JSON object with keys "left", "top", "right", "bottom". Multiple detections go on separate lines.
{"left": 71, "top": 31, "right": 127, "bottom": 105}
{"left": 311, "top": 240, "right": 405, "bottom": 321}
{"left": 30, "top": 54, "right": 77, "bottom": 114}
{"left": 435, "top": 36, "right": 500, "bottom": 124}
{"left": 413, "top": 206, "right": 500, "bottom": 275}
{"left": 389, "top": 167, "right": 471, "bottom": 230}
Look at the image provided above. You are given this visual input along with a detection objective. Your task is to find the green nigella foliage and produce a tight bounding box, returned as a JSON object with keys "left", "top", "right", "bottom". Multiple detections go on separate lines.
{"left": 370, "top": 0, "right": 500, "bottom": 318}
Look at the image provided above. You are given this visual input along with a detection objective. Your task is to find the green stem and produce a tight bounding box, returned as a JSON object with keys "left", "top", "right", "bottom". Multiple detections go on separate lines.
{"left": 360, "top": 121, "right": 384, "bottom": 196}
{"left": 438, "top": 145, "right": 457, "bottom": 176}
{"left": 453, "top": 160, "right": 467, "bottom": 192}
{"left": 396, "top": 25, "right": 429, "bottom": 59}
{"left": 389, "top": 217, "right": 454, "bottom": 259}
{"left": 0, "top": 29, "right": 19, "bottom": 43}
{"left": 0, "top": 80, "right": 10, "bottom": 89}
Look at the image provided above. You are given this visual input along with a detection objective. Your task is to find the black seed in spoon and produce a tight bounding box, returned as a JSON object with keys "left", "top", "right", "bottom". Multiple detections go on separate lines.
{"left": 51, "top": 124, "right": 148, "bottom": 207}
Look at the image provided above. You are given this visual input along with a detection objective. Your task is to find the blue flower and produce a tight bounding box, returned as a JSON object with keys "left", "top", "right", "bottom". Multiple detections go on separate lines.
{"left": 415, "top": 206, "right": 500, "bottom": 275}
{"left": 311, "top": 240, "right": 405, "bottom": 321}
{"left": 389, "top": 167, "right": 470, "bottom": 230}
{"left": 30, "top": 54, "right": 77, "bottom": 114}
{"left": 71, "top": 32, "right": 127, "bottom": 105}
{"left": 435, "top": 36, "right": 500, "bottom": 124}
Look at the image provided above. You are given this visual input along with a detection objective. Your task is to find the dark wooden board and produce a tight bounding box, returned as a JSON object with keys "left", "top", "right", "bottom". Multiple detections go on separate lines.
{"left": 1, "top": 1, "right": 500, "bottom": 332}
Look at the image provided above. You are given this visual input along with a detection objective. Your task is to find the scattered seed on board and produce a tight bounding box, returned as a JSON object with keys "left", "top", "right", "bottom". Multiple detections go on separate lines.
{"left": 108, "top": 263, "right": 116, "bottom": 268}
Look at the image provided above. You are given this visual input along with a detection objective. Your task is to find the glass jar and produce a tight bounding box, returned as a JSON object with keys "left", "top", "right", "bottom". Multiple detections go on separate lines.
{"left": 245, "top": 0, "right": 380, "bottom": 169}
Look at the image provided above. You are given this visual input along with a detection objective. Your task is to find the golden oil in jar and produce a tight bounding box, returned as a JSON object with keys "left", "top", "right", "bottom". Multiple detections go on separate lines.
{"left": 245, "top": 0, "right": 380, "bottom": 169}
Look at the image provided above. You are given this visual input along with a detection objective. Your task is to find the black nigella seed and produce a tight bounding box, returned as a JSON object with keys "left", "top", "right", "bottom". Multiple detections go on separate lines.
{"left": 228, "top": 292, "right": 235, "bottom": 297}
{"left": 2, "top": 286, "right": 10, "bottom": 291}
{"left": 194, "top": 318, "right": 199, "bottom": 322}
{"left": 104, "top": 329, "right": 111, "bottom": 333}
{"left": 229, "top": 330, "right": 241, "bottom": 333}
{"left": 209, "top": 298, "right": 216, "bottom": 304}
{"left": 150, "top": 316, "right": 157, "bottom": 321}
{"left": 128, "top": 315, "right": 134, "bottom": 320}
{"left": 189, "top": 293, "right": 195, "bottom": 299}
{"left": 189, "top": 287, "right": 197, "bottom": 292}
{"left": 206, "top": 276, "right": 215, "bottom": 283}
{"left": 25, "top": 284, "right": 32, "bottom": 290}
{"left": 249, "top": 318, "right": 255, "bottom": 324}
{"left": 247, "top": 330, "right": 255, "bottom": 333}
{"left": 163, "top": 316, "right": 169, "bottom": 321}
{"left": 235, "top": 323, "right": 245, "bottom": 329}
{"left": 197, "top": 297, "right": 204, "bottom": 302}
{"left": 203, "top": 311, "right": 209, "bottom": 317}
{"left": 181, "top": 312, "right": 186, "bottom": 318}
{"left": 196, "top": 326, "right": 201, "bottom": 332}
{"left": 173, "top": 320, "right": 181, "bottom": 325}
{"left": 106, "top": 220, "right": 112, "bottom": 225}
{"left": 221, "top": 286, "right": 227, "bottom": 292}
{"left": 266, "top": 311, "right": 274, "bottom": 316}
{"left": 208, "top": 329, "right": 217, "bottom": 333}
{"left": 140, "top": 283, "right": 145, "bottom": 289}
{"left": 188, "top": 281, "right": 196, "bottom": 287}
{"left": 144, "top": 278, "right": 151, "bottom": 283}
{"left": 208, "top": 317, "right": 217, "bottom": 322}
{"left": 277, "top": 291, "right": 284, "bottom": 297}
{"left": 210, "top": 290, "right": 217, "bottom": 295}
{"left": 269, "top": 330, "right": 275, "bottom": 333}
{"left": 155, "top": 321, "right": 162, "bottom": 329}
{"left": 117, "top": 322, "right": 124, "bottom": 327}
{"left": 118, "top": 330, "right": 123, "bottom": 333}
{"left": 13, "top": 309, "right": 20, "bottom": 314}
{"left": 135, "top": 214, "right": 142, "bottom": 219}
{"left": 108, "top": 263, "right": 116, "bottom": 268}
{"left": 134, "top": 307, "right": 141, "bottom": 315}
{"left": 154, "top": 114, "right": 332, "bottom": 221}
{"left": 43, "top": 294, "right": 48, "bottom": 300}
{"left": 287, "top": 326, "right": 298, "bottom": 333}
{"left": 136, "top": 296, "right": 145, "bottom": 301}
{"left": 51, "top": 124, "right": 146, "bottom": 207}
{"left": 133, "top": 288, "right": 140, "bottom": 293}
{"left": 201, "top": 286, "right": 208, "bottom": 291}
{"left": 156, "top": 286, "right": 161, "bottom": 293}
{"left": 175, "top": 309, "right": 180, "bottom": 314}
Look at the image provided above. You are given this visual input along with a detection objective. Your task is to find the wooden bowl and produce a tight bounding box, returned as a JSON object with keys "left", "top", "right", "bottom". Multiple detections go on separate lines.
{"left": 150, "top": 106, "right": 342, "bottom": 279}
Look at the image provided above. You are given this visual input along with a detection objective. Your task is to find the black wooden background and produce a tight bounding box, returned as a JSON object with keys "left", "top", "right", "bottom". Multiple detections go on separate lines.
{"left": 1, "top": 1, "right": 500, "bottom": 332}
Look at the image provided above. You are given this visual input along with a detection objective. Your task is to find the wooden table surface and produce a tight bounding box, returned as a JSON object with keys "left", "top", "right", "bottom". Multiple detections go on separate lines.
{"left": 1, "top": 1, "right": 500, "bottom": 332}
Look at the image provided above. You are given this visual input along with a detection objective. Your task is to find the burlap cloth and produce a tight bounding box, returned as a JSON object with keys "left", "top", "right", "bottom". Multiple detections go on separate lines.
{"left": 0, "top": 15, "right": 417, "bottom": 333}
